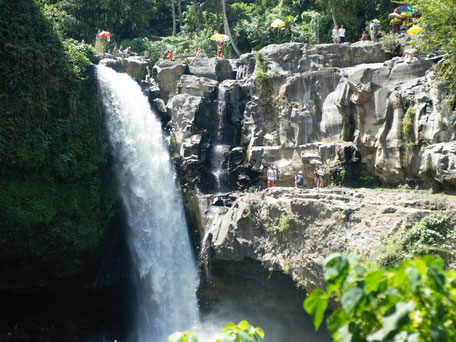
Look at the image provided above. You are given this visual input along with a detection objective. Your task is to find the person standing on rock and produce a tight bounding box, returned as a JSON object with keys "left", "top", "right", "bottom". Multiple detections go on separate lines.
{"left": 332, "top": 25, "right": 339, "bottom": 44}
{"left": 295, "top": 171, "right": 304, "bottom": 188}
{"left": 313, "top": 165, "right": 320, "bottom": 187}
{"left": 369, "top": 21, "right": 378, "bottom": 43}
{"left": 338, "top": 25, "right": 346, "bottom": 43}
{"left": 267, "top": 165, "right": 276, "bottom": 188}
{"left": 318, "top": 165, "right": 325, "bottom": 188}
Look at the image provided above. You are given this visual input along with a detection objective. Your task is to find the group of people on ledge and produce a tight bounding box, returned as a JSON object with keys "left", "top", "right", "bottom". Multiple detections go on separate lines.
{"left": 333, "top": 20, "right": 383, "bottom": 44}
{"left": 266, "top": 164, "right": 325, "bottom": 189}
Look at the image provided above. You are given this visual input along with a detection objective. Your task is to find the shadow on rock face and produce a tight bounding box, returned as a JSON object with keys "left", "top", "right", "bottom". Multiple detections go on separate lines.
{"left": 199, "top": 259, "right": 331, "bottom": 342}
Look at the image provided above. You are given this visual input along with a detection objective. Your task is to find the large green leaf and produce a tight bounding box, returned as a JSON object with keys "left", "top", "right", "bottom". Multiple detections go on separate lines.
{"left": 406, "top": 267, "right": 421, "bottom": 292}
{"left": 303, "top": 288, "right": 328, "bottom": 330}
{"left": 341, "top": 287, "right": 364, "bottom": 312}
{"left": 324, "top": 254, "right": 350, "bottom": 292}
{"left": 428, "top": 266, "right": 446, "bottom": 294}
{"left": 237, "top": 321, "right": 251, "bottom": 330}
{"left": 365, "top": 269, "right": 384, "bottom": 294}
{"left": 255, "top": 327, "right": 264, "bottom": 339}
{"left": 367, "top": 302, "right": 414, "bottom": 341}
{"left": 237, "top": 330, "right": 254, "bottom": 342}
{"left": 336, "top": 322, "right": 361, "bottom": 342}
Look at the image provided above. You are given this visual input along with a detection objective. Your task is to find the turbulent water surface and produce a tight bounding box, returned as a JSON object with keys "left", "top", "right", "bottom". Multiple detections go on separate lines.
{"left": 96, "top": 65, "right": 199, "bottom": 342}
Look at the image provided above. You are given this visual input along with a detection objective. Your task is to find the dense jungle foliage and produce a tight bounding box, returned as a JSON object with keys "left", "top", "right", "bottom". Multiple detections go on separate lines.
{"left": 36, "top": 0, "right": 456, "bottom": 105}
{"left": 0, "top": 0, "right": 120, "bottom": 283}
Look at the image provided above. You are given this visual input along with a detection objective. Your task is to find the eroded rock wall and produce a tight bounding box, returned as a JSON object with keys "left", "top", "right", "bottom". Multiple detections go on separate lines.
{"left": 149, "top": 42, "right": 455, "bottom": 191}
{"left": 209, "top": 187, "right": 456, "bottom": 293}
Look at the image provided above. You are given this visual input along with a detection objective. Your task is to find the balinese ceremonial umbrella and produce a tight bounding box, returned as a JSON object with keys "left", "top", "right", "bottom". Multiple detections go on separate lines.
{"left": 395, "top": 4, "right": 420, "bottom": 18}
{"left": 97, "top": 31, "right": 111, "bottom": 41}
{"left": 388, "top": 12, "right": 401, "bottom": 19}
{"left": 407, "top": 25, "right": 423, "bottom": 35}
{"left": 271, "top": 19, "right": 285, "bottom": 28}
{"left": 210, "top": 33, "right": 227, "bottom": 41}
{"left": 390, "top": 18, "right": 402, "bottom": 25}
{"left": 271, "top": 19, "right": 285, "bottom": 40}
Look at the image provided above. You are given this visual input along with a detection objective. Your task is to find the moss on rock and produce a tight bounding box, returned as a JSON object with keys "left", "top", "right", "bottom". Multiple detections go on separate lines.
{"left": 0, "top": 0, "right": 120, "bottom": 286}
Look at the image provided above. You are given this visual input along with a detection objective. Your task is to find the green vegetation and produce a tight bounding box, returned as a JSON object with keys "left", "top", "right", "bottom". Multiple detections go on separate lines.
{"left": 0, "top": 0, "right": 119, "bottom": 281}
{"left": 304, "top": 254, "right": 456, "bottom": 341}
{"left": 402, "top": 107, "right": 415, "bottom": 144}
{"left": 378, "top": 212, "right": 454, "bottom": 267}
{"left": 253, "top": 51, "right": 269, "bottom": 87}
{"left": 407, "top": 0, "right": 456, "bottom": 107}
{"left": 380, "top": 32, "right": 404, "bottom": 55}
{"left": 266, "top": 213, "right": 302, "bottom": 234}
{"left": 168, "top": 321, "right": 264, "bottom": 342}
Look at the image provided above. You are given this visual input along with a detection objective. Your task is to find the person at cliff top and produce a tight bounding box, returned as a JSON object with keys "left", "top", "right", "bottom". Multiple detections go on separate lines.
{"left": 338, "top": 25, "right": 346, "bottom": 43}
{"left": 166, "top": 50, "right": 172, "bottom": 60}
{"left": 360, "top": 31, "right": 368, "bottom": 41}
{"left": 332, "top": 25, "right": 339, "bottom": 44}
{"left": 369, "top": 21, "right": 378, "bottom": 43}
{"left": 318, "top": 165, "right": 325, "bottom": 188}
{"left": 295, "top": 171, "right": 304, "bottom": 188}
{"left": 267, "top": 165, "right": 276, "bottom": 188}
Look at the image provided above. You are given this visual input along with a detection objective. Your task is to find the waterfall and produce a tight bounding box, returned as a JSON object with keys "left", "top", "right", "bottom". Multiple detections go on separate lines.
{"left": 96, "top": 65, "right": 199, "bottom": 342}
{"left": 211, "top": 83, "right": 230, "bottom": 193}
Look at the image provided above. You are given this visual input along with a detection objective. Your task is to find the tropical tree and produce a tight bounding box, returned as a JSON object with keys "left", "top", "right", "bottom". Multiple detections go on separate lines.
{"left": 221, "top": 0, "right": 241, "bottom": 56}
{"left": 407, "top": 0, "right": 456, "bottom": 107}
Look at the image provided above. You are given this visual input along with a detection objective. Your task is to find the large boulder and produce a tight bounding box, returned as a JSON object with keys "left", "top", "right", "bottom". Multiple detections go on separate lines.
{"left": 121, "top": 56, "right": 149, "bottom": 82}
{"left": 178, "top": 75, "right": 219, "bottom": 98}
{"left": 419, "top": 142, "right": 456, "bottom": 188}
{"left": 152, "top": 61, "right": 188, "bottom": 103}
{"left": 188, "top": 57, "right": 235, "bottom": 81}
{"left": 167, "top": 94, "right": 202, "bottom": 148}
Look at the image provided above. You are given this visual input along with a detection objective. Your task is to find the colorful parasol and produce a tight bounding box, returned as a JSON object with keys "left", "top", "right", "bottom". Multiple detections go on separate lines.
{"left": 271, "top": 19, "right": 285, "bottom": 28}
{"left": 210, "top": 33, "right": 229, "bottom": 41}
{"left": 407, "top": 25, "right": 423, "bottom": 35}
{"left": 388, "top": 12, "right": 401, "bottom": 19}
{"left": 395, "top": 4, "right": 421, "bottom": 18}
{"left": 97, "top": 31, "right": 111, "bottom": 41}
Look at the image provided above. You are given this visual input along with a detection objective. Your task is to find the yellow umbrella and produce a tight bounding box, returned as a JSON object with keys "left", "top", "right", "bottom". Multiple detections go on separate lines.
{"left": 210, "top": 33, "right": 226, "bottom": 41}
{"left": 271, "top": 19, "right": 285, "bottom": 28}
{"left": 407, "top": 25, "right": 423, "bottom": 35}
{"left": 390, "top": 18, "right": 402, "bottom": 25}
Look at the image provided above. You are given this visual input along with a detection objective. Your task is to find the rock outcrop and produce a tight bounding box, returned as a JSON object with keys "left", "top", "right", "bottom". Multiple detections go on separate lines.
{"left": 144, "top": 42, "right": 455, "bottom": 192}
{"left": 208, "top": 187, "right": 456, "bottom": 293}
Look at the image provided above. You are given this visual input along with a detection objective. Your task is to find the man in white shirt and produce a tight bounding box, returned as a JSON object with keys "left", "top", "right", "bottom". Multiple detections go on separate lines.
{"left": 338, "top": 25, "right": 346, "bottom": 43}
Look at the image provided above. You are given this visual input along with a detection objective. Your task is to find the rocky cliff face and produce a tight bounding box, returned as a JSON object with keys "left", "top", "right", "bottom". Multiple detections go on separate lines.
{"left": 149, "top": 42, "right": 455, "bottom": 191}
{"left": 208, "top": 187, "right": 456, "bottom": 293}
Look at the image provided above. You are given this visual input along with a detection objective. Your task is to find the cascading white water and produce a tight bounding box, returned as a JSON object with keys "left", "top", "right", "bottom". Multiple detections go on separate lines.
{"left": 211, "top": 83, "right": 230, "bottom": 193}
{"left": 96, "top": 65, "right": 199, "bottom": 342}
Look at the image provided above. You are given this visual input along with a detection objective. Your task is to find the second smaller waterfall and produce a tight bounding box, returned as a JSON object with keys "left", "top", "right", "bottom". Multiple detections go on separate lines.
{"left": 210, "top": 83, "right": 231, "bottom": 193}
